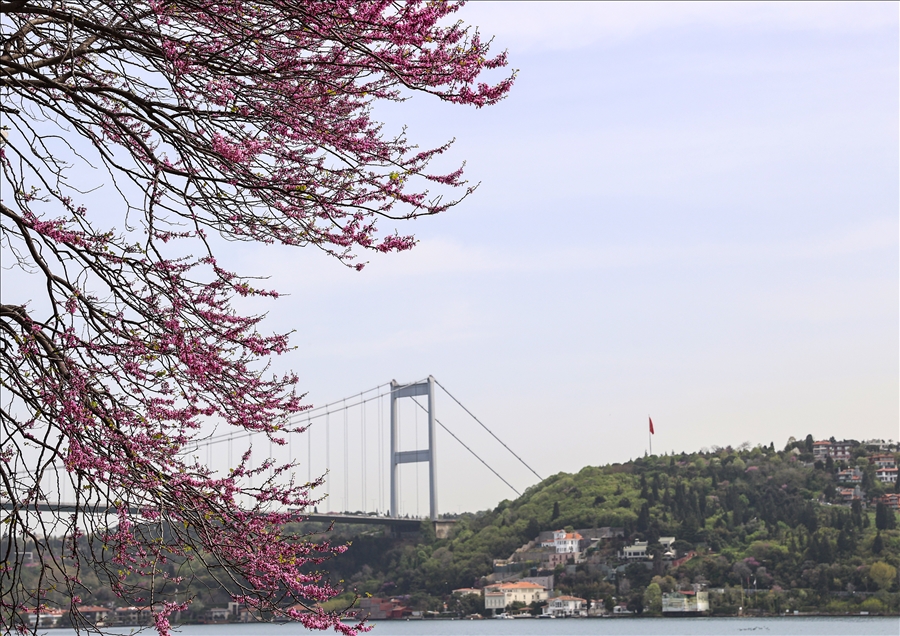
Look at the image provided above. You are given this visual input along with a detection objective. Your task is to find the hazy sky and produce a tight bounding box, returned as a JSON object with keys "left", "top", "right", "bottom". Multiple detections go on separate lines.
{"left": 236, "top": 2, "right": 897, "bottom": 515}
{"left": 5, "top": 3, "right": 898, "bottom": 517}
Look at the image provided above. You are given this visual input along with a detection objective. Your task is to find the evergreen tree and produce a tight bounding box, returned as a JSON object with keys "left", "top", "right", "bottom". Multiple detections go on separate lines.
{"left": 875, "top": 502, "right": 887, "bottom": 530}
{"left": 637, "top": 503, "right": 650, "bottom": 532}
{"left": 872, "top": 532, "right": 884, "bottom": 555}
{"left": 804, "top": 434, "right": 815, "bottom": 453}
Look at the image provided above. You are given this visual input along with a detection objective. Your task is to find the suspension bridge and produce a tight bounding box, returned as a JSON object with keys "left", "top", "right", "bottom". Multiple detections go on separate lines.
{"left": 7, "top": 376, "right": 542, "bottom": 537}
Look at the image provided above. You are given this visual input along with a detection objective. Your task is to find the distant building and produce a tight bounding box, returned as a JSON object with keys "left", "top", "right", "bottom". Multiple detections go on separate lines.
{"left": 543, "top": 595, "right": 586, "bottom": 617}
{"left": 26, "top": 609, "right": 64, "bottom": 629}
{"left": 863, "top": 439, "right": 897, "bottom": 452}
{"left": 356, "top": 598, "right": 411, "bottom": 620}
{"left": 541, "top": 530, "right": 584, "bottom": 554}
{"left": 483, "top": 581, "right": 547, "bottom": 612}
{"left": 837, "top": 468, "right": 863, "bottom": 485}
{"left": 76, "top": 606, "right": 110, "bottom": 625}
{"left": 113, "top": 606, "right": 155, "bottom": 626}
{"left": 452, "top": 588, "right": 481, "bottom": 597}
{"left": 620, "top": 540, "right": 649, "bottom": 560}
{"left": 206, "top": 607, "right": 230, "bottom": 622}
{"left": 839, "top": 486, "right": 864, "bottom": 504}
{"left": 521, "top": 575, "right": 554, "bottom": 591}
{"left": 813, "top": 440, "right": 855, "bottom": 461}
{"left": 870, "top": 454, "right": 896, "bottom": 469}
{"left": 659, "top": 537, "right": 676, "bottom": 558}
{"left": 662, "top": 585, "right": 709, "bottom": 616}
{"left": 876, "top": 467, "right": 898, "bottom": 484}
{"left": 875, "top": 494, "right": 900, "bottom": 510}
{"left": 813, "top": 441, "right": 832, "bottom": 460}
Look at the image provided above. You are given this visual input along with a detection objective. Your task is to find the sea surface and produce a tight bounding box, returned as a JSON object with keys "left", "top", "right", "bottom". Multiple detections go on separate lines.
{"left": 45, "top": 616, "right": 900, "bottom": 636}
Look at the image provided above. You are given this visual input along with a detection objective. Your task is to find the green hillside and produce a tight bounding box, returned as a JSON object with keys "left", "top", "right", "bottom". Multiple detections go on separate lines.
{"left": 325, "top": 436, "right": 899, "bottom": 616}
{"left": 17, "top": 436, "right": 900, "bottom": 621}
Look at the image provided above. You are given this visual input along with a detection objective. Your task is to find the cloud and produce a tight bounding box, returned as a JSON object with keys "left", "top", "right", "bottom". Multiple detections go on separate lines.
{"left": 463, "top": 2, "right": 897, "bottom": 52}
{"left": 359, "top": 217, "right": 899, "bottom": 277}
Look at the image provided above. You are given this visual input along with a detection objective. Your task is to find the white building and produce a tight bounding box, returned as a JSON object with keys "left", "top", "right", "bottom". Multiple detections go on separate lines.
{"left": 662, "top": 586, "right": 709, "bottom": 615}
{"left": 483, "top": 582, "right": 548, "bottom": 612}
{"left": 543, "top": 595, "right": 586, "bottom": 617}
{"left": 876, "top": 467, "right": 898, "bottom": 484}
{"left": 659, "top": 537, "right": 676, "bottom": 558}
{"left": 27, "top": 610, "right": 64, "bottom": 629}
{"left": 620, "top": 540, "right": 649, "bottom": 560}
{"left": 541, "top": 530, "right": 583, "bottom": 554}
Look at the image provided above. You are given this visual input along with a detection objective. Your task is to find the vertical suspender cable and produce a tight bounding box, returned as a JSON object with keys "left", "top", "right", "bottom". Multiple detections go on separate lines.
{"left": 415, "top": 398, "right": 420, "bottom": 518}
{"left": 361, "top": 393, "right": 367, "bottom": 512}
{"left": 343, "top": 400, "right": 349, "bottom": 512}
{"left": 325, "top": 411, "right": 330, "bottom": 511}
{"left": 378, "top": 392, "right": 384, "bottom": 513}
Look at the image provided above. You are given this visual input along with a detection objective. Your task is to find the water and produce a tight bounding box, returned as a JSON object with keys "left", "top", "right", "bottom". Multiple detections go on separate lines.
{"left": 45, "top": 617, "right": 900, "bottom": 636}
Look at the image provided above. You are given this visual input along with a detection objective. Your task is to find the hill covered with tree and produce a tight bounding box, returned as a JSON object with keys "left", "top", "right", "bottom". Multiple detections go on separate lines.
{"left": 13, "top": 436, "right": 899, "bottom": 622}
{"left": 325, "top": 436, "right": 899, "bottom": 616}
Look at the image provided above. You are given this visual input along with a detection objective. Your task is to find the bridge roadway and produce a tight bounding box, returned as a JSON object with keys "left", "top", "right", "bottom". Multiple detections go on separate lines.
{"left": 1, "top": 502, "right": 454, "bottom": 536}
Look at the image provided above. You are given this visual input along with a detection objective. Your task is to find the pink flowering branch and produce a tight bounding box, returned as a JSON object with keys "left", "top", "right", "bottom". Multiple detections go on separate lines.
{"left": 0, "top": 1, "right": 512, "bottom": 635}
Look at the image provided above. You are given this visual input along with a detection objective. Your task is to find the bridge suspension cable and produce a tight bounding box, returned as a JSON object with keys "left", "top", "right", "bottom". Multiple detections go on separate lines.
{"left": 434, "top": 379, "right": 543, "bottom": 482}
{"left": 408, "top": 396, "right": 521, "bottom": 497}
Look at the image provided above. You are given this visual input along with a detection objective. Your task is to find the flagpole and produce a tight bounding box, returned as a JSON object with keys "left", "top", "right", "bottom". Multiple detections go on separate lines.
{"left": 649, "top": 419, "right": 652, "bottom": 456}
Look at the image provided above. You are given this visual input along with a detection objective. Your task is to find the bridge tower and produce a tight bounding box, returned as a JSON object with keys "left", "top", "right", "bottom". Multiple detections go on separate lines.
{"left": 390, "top": 376, "right": 438, "bottom": 520}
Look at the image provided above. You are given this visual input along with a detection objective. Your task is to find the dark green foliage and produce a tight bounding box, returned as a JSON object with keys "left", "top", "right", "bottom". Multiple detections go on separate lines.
{"left": 876, "top": 501, "right": 897, "bottom": 531}
{"left": 873, "top": 532, "right": 884, "bottom": 555}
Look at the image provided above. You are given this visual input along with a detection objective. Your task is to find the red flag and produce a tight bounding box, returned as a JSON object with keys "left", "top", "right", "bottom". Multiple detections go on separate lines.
{"left": 649, "top": 417, "right": 655, "bottom": 435}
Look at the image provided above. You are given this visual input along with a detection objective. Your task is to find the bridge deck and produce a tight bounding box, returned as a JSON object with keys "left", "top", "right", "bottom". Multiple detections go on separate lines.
{"left": 1, "top": 502, "right": 426, "bottom": 529}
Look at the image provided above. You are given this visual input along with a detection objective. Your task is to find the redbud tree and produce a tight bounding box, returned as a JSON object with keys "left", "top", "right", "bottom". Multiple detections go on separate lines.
{"left": 0, "top": 1, "right": 512, "bottom": 633}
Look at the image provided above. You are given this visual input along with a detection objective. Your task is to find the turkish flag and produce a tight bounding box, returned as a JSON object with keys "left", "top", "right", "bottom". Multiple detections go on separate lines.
{"left": 649, "top": 417, "right": 655, "bottom": 435}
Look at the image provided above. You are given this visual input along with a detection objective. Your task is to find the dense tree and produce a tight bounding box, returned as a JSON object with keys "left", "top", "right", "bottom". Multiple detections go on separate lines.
{"left": 0, "top": 2, "right": 512, "bottom": 634}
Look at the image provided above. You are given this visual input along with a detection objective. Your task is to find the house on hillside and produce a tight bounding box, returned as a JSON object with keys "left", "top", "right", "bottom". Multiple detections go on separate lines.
{"left": 876, "top": 467, "right": 898, "bottom": 484}
{"left": 620, "top": 540, "right": 649, "bottom": 560}
{"left": 870, "top": 454, "right": 896, "bottom": 469}
{"left": 543, "top": 595, "right": 587, "bottom": 617}
{"left": 541, "top": 529, "right": 584, "bottom": 555}
{"left": 813, "top": 440, "right": 855, "bottom": 461}
{"left": 837, "top": 468, "right": 863, "bottom": 485}
{"left": 839, "top": 486, "right": 864, "bottom": 505}
{"left": 875, "top": 494, "right": 900, "bottom": 510}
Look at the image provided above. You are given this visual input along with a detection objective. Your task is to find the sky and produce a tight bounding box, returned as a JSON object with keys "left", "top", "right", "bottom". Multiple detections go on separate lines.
{"left": 4, "top": 3, "right": 898, "bottom": 517}
{"left": 234, "top": 2, "right": 898, "bottom": 516}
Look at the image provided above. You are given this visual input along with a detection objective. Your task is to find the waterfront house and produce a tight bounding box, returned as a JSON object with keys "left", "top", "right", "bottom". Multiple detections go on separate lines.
{"left": 543, "top": 595, "right": 587, "bottom": 617}
{"left": 26, "top": 609, "right": 64, "bottom": 629}
{"left": 483, "top": 581, "right": 547, "bottom": 612}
